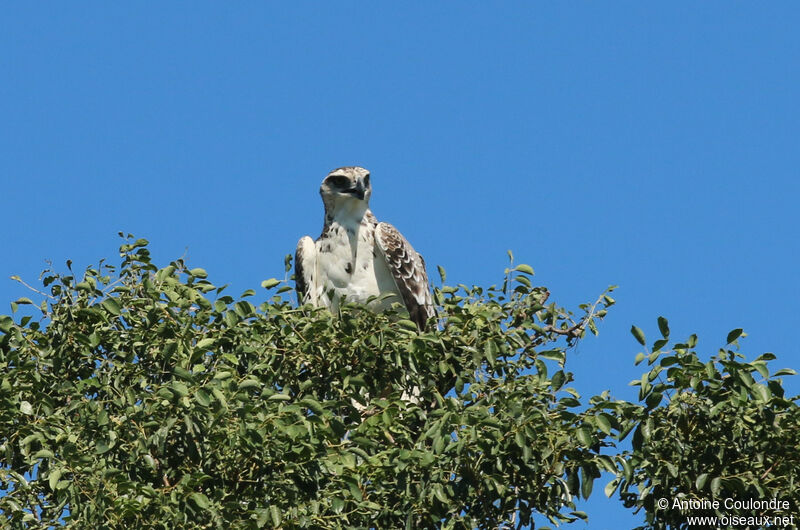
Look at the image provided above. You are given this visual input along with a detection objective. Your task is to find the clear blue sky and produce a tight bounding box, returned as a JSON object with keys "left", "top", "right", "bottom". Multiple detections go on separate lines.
{"left": 2, "top": 4, "right": 799, "bottom": 528}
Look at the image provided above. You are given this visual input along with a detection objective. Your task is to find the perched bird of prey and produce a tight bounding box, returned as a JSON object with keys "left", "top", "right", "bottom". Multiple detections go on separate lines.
{"left": 295, "top": 166, "right": 434, "bottom": 330}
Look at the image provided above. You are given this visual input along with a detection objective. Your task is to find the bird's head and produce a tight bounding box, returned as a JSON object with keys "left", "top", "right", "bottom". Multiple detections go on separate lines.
{"left": 320, "top": 166, "right": 372, "bottom": 216}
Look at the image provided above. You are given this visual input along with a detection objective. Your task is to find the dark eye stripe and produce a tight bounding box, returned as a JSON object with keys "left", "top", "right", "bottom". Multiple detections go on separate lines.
{"left": 327, "top": 175, "right": 349, "bottom": 187}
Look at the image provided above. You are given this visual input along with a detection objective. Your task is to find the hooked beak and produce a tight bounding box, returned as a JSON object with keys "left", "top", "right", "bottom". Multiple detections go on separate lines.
{"left": 347, "top": 181, "right": 366, "bottom": 200}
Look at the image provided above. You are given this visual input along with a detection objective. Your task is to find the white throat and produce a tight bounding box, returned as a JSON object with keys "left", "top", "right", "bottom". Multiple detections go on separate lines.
{"left": 328, "top": 197, "right": 369, "bottom": 227}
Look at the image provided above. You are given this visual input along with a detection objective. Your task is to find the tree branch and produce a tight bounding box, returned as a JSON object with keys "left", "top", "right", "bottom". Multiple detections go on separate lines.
{"left": 11, "top": 275, "right": 55, "bottom": 300}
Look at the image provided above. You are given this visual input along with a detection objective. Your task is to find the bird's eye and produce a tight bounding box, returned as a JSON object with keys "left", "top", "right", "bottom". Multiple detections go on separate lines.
{"left": 364, "top": 174, "right": 370, "bottom": 186}
{"left": 327, "top": 175, "right": 349, "bottom": 188}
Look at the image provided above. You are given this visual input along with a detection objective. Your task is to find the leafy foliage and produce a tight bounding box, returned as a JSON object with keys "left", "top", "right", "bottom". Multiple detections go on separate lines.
{"left": 1, "top": 236, "right": 620, "bottom": 528}
{"left": 1, "top": 237, "right": 797, "bottom": 529}
{"left": 612, "top": 321, "right": 800, "bottom": 529}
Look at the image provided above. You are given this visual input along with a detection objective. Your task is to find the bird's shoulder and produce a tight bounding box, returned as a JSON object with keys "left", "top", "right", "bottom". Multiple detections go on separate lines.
{"left": 375, "top": 221, "right": 413, "bottom": 256}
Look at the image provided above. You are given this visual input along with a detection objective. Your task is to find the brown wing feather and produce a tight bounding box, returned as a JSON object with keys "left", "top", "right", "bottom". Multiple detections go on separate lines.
{"left": 375, "top": 222, "right": 435, "bottom": 330}
{"left": 294, "top": 237, "right": 310, "bottom": 304}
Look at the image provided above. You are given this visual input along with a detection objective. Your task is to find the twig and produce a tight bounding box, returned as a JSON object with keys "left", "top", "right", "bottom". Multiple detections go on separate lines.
{"left": 542, "top": 290, "right": 609, "bottom": 341}
{"left": 543, "top": 323, "right": 586, "bottom": 339}
{"left": 101, "top": 276, "right": 126, "bottom": 295}
{"left": 11, "top": 276, "right": 55, "bottom": 300}
{"left": 760, "top": 458, "right": 781, "bottom": 480}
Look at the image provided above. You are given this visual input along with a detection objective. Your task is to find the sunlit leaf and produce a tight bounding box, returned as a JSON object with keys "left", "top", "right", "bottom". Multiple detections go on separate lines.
{"left": 261, "top": 278, "right": 281, "bottom": 289}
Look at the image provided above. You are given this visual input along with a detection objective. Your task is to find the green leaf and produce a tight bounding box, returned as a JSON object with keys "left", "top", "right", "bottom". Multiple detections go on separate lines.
{"left": 19, "top": 401, "right": 33, "bottom": 415}
{"left": 726, "top": 328, "right": 744, "bottom": 345}
{"left": 299, "top": 397, "right": 325, "bottom": 416}
{"left": 580, "top": 467, "right": 593, "bottom": 499}
{"left": 515, "top": 274, "right": 532, "bottom": 288}
{"left": 261, "top": 278, "right": 281, "bottom": 289}
{"left": 196, "top": 337, "right": 215, "bottom": 350}
{"left": 514, "top": 264, "right": 534, "bottom": 275}
{"left": 188, "top": 492, "right": 211, "bottom": 510}
{"left": 652, "top": 338, "right": 668, "bottom": 352}
{"left": 396, "top": 319, "right": 418, "bottom": 331}
{"left": 621, "top": 458, "right": 633, "bottom": 483}
{"left": 710, "top": 476, "right": 721, "bottom": 497}
{"left": 48, "top": 469, "right": 63, "bottom": 491}
{"left": 433, "top": 435, "right": 445, "bottom": 454}
{"left": 576, "top": 428, "right": 592, "bottom": 447}
{"left": 751, "top": 361, "right": 769, "bottom": 379}
{"left": 269, "top": 505, "right": 281, "bottom": 526}
{"left": 631, "top": 325, "right": 646, "bottom": 346}
{"left": 101, "top": 297, "right": 122, "bottom": 316}
{"left": 514, "top": 430, "right": 525, "bottom": 449}
{"left": 657, "top": 316, "right": 669, "bottom": 339}
{"left": 189, "top": 268, "right": 208, "bottom": 278}
{"left": 95, "top": 441, "right": 111, "bottom": 454}
{"left": 173, "top": 366, "right": 195, "bottom": 382}
{"left": 437, "top": 265, "right": 446, "bottom": 283}
{"left": 346, "top": 478, "right": 363, "bottom": 501}
{"left": 595, "top": 415, "right": 612, "bottom": 435}
{"left": 432, "top": 484, "right": 448, "bottom": 503}
{"left": 639, "top": 372, "right": 651, "bottom": 399}
{"left": 571, "top": 510, "right": 588, "bottom": 521}
{"left": 539, "top": 349, "right": 565, "bottom": 362}
{"left": 604, "top": 478, "right": 619, "bottom": 498}
{"left": 238, "top": 378, "right": 260, "bottom": 390}
{"left": 195, "top": 388, "right": 212, "bottom": 407}
{"left": 708, "top": 401, "right": 726, "bottom": 417}
{"left": 211, "top": 388, "right": 228, "bottom": 409}
{"left": 234, "top": 301, "right": 252, "bottom": 317}
{"left": 751, "top": 383, "right": 771, "bottom": 402}
{"left": 485, "top": 340, "right": 497, "bottom": 365}
{"left": 551, "top": 370, "right": 565, "bottom": 391}
{"left": 645, "top": 391, "right": 663, "bottom": 409}
{"left": 171, "top": 382, "right": 189, "bottom": 398}
{"left": 566, "top": 469, "right": 579, "bottom": 495}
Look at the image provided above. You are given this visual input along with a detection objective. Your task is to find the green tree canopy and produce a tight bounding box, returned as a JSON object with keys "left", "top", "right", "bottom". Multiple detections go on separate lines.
{"left": 615, "top": 324, "right": 800, "bottom": 529}
{"left": 1, "top": 236, "right": 797, "bottom": 529}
